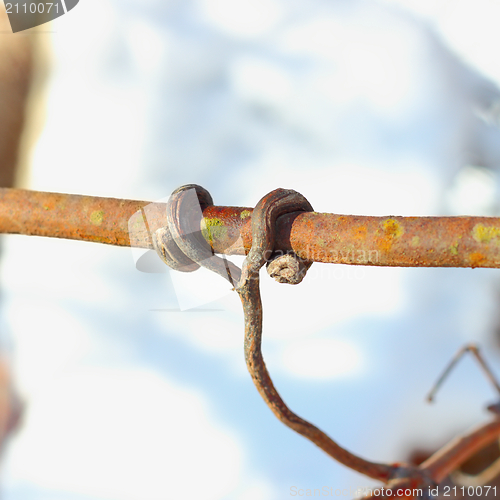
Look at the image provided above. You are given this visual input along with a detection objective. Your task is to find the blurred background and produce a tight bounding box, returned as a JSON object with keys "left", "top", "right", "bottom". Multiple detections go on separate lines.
{"left": 1, "top": 0, "right": 500, "bottom": 498}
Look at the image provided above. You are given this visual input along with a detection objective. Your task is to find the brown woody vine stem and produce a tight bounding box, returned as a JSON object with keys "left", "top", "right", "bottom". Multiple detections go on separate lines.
{"left": 237, "top": 277, "right": 400, "bottom": 481}
{"left": 235, "top": 188, "right": 399, "bottom": 482}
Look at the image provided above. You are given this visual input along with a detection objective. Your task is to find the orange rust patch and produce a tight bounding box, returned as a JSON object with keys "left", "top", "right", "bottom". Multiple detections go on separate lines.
{"left": 469, "top": 252, "right": 486, "bottom": 268}
{"left": 351, "top": 224, "right": 367, "bottom": 241}
{"left": 42, "top": 200, "right": 56, "bottom": 211}
{"left": 377, "top": 219, "right": 404, "bottom": 253}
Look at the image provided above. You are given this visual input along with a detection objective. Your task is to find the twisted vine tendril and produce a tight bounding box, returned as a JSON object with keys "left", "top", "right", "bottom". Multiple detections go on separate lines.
{"left": 152, "top": 184, "right": 500, "bottom": 496}
{"left": 152, "top": 184, "right": 402, "bottom": 482}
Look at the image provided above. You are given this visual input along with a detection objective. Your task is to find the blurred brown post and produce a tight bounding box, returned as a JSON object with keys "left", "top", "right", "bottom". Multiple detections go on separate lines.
{"left": 0, "top": 4, "right": 44, "bottom": 449}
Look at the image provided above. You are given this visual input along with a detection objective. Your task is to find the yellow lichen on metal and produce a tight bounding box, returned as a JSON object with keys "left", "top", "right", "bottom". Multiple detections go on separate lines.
{"left": 240, "top": 210, "right": 251, "bottom": 219}
{"left": 472, "top": 224, "right": 500, "bottom": 244}
{"left": 383, "top": 219, "right": 403, "bottom": 238}
{"left": 90, "top": 210, "right": 104, "bottom": 226}
{"left": 201, "top": 217, "right": 227, "bottom": 243}
{"left": 449, "top": 243, "right": 459, "bottom": 256}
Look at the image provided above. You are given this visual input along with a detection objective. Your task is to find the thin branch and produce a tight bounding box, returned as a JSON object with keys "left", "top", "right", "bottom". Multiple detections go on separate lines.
{"left": 237, "top": 277, "right": 398, "bottom": 482}
{"left": 360, "top": 420, "right": 500, "bottom": 499}
{"left": 422, "top": 419, "right": 500, "bottom": 484}
{"left": 235, "top": 188, "right": 398, "bottom": 482}
{"left": 360, "top": 344, "right": 500, "bottom": 499}
{"left": 451, "top": 455, "right": 500, "bottom": 487}
{"left": 427, "top": 344, "right": 500, "bottom": 403}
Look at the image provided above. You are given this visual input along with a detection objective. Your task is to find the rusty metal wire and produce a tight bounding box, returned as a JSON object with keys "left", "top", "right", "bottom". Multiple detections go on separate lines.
{"left": 1, "top": 187, "right": 500, "bottom": 268}
{"left": 150, "top": 184, "right": 500, "bottom": 493}
{"left": 3, "top": 185, "right": 500, "bottom": 498}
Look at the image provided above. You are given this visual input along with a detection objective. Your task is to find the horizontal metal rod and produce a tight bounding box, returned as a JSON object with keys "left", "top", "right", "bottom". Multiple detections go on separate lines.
{"left": 1, "top": 187, "right": 500, "bottom": 268}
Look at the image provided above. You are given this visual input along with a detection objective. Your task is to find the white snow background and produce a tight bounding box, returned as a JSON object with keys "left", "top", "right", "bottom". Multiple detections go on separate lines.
{"left": 1, "top": 0, "right": 500, "bottom": 498}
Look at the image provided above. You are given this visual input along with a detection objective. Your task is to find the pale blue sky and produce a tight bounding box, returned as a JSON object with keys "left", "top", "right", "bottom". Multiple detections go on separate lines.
{"left": 1, "top": 1, "right": 500, "bottom": 498}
